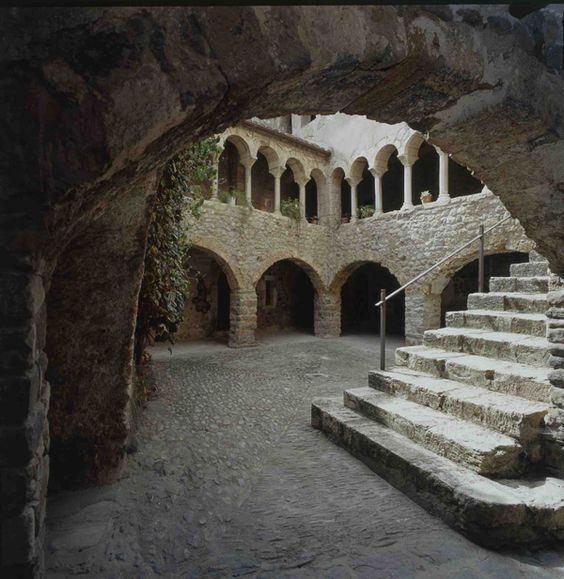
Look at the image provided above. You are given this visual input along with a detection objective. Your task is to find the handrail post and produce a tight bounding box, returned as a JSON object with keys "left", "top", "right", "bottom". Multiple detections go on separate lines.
{"left": 478, "top": 224, "right": 485, "bottom": 293}
{"left": 380, "top": 288, "right": 386, "bottom": 371}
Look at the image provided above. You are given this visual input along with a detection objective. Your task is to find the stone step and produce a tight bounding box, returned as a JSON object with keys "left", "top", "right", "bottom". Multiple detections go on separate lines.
{"left": 511, "top": 262, "right": 550, "bottom": 277}
{"left": 368, "top": 368, "right": 549, "bottom": 444}
{"left": 446, "top": 309, "right": 546, "bottom": 337}
{"left": 467, "top": 292, "right": 548, "bottom": 314}
{"left": 529, "top": 250, "right": 548, "bottom": 263}
{"left": 311, "top": 397, "right": 564, "bottom": 548}
{"left": 489, "top": 276, "right": 549, "bottom": 294}
{"left": 343, "top": 387, "right": 524, "bottom": 477}
{"left": 395, "top": 345, "right": 553, "bottom": 403}
{"left": 423, "top": 327, "right": 550, "bottom": 367}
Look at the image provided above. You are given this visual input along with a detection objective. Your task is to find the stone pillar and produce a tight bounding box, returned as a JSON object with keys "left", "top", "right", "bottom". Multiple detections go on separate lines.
{"left": 228, "top": 289, "right": 257, "bottom": 348}
{"left": 346, "top": 177, "right": 359, "bottom": 222}
{"left": 543, "top": 279, "right": 564, "bottom": 473}
{"left": 370, "top": 168, "right": 384, "bottom": 215}
{"left": 271, "top": 168, "right": 283, "bottom": 214}
{"left": 436, "top": 148, "right": 451, "bottom": 204}
{"left": 0, "top": 267, "right": 50, "bottom": 578}
{"left": 242, "top": 157, "right": 256, "bottom": 207}
{"left": 404, "top": 287, "right": 442, "bottom": 345}
{"left": 211, "top": 153, "right": 219, "bottom": 200}
{"left": 314, "top": 291, "right": 341, "bottom": 338}
{"left": 298, "top": 180, "right": 307, "bottom": 222}
{"left": 398, "top": 156, "right": 414, "bottom": 210}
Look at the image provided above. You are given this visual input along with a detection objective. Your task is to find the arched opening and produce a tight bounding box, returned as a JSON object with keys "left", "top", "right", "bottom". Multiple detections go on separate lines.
{"left": 251, "top": 151, "right": 275, "bottom": 212}
{"left": 340, "top": 176, "right": 351, "bottom": 222}
{"left": 449, "top": 156, "right": 483, "bottom": 198}
{"left": 357, "top": 165, "right": 375, "bottom": 217}
{"left": 176, "top": 247, "right": 234, "bottom": 342}
{"left": 281, "top": 165, "right": 299, "bottom": 203}
{"left": 381, "top": 148, "right": 404, "bottom": 213}
{"left": 256, "top": 260, "right": 315, "bottom": 337}
{"left": 306, "top": 179, "right": 318, "bottom": 222}
{"left": 218, "top": 139, "right": 245, "bottom": 200}
{"left": 412, "top": 141, "right": 439, "bottom": 204}
{"left": 440, "top": 251, "right": 529, "bottom": 325}
{"left": 340, "top": 263, "right": 404, "bottom": 336}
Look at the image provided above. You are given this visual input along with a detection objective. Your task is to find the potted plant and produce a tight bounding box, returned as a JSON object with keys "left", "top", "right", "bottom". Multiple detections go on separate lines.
{"left": 280, "top": 198, "right": 301, "bottom": 221}
{"left": 358, "top": 205, "right": 375, "bottom": 219}
{"left": 309, "top": 215, "right": 319, "bottom": 224}
{"left": 420, "top": 190, "right": 433, "bottom": 204}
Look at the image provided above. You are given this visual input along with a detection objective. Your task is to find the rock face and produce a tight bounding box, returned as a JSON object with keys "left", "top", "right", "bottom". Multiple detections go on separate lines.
{"left": 0, "top": 5, "right": 563, "bottom": 576}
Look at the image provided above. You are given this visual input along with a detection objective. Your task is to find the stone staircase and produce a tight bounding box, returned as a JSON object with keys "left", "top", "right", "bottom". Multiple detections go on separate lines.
{"left": 312, "top": 251, "right": 564, "bottom": 547}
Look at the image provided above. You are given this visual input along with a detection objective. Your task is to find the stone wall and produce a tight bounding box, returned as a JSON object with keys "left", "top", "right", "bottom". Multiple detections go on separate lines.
{"left": 187, "top": 191, "right": 533, "bottom": 346}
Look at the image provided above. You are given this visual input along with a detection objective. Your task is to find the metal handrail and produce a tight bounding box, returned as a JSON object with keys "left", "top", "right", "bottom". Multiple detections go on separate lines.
{"left": 376, "top": 214, "right": 513, "bottom": 370}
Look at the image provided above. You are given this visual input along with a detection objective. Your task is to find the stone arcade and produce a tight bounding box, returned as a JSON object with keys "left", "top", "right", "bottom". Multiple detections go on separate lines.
{"left": 1, "top": 6, "right": 564, "bottom": 577}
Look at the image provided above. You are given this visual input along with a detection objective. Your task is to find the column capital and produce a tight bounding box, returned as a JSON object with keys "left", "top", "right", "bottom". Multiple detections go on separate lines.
{"left": 398, "top": 154, "right": 415, "bottom": 168}
{"left": 241, "top": 155, "right": 257, "bottom": 170}
{"left": 369, "top": 165, "right": 385, "bottom": 179}
{"left": 270, "top": 166, "right": 284, "bottom": 179}
{"left": 345, "top": 176, "right": 361, "bottom": 188}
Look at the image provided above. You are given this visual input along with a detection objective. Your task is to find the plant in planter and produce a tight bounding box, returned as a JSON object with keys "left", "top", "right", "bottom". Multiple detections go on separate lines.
{"left": 358, "top": 205, "right": 375, "bottom": 219}
{"left": 218, "top": 188, "right": 248, "bottom": 206}
{"left": 420, "top": 190, "right": 433, "bottom": 204}
{"left": 280, "top": 197, "right": 301, "bottom": 221}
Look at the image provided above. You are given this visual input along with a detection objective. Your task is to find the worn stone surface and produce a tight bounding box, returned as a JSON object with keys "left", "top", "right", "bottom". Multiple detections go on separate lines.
{"left": 2, "top": 5, "right": 564, "bottom": 573}
{"left": 45, "top": 336, "right": 564, "bottom": 576}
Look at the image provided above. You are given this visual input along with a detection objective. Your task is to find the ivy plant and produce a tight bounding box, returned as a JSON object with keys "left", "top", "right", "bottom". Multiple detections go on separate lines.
{"left": 281, "top": 197, "right": 301, "bottom": 221}
{"left": 135, "top": 136, "right": 222, "bottom": 362}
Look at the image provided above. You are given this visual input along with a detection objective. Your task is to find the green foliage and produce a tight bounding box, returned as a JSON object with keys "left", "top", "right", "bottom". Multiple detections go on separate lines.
{"left": 135, "top": 136, "right": 221, "bottom": 362}
{"left": 358, "top": 205, "right": 375, "bottom": 219}
{"left": 218, "top": 188, "right": 248, "bottom": 206}
{"left": 281, "top": 197, "right": 301, "bottom": 221}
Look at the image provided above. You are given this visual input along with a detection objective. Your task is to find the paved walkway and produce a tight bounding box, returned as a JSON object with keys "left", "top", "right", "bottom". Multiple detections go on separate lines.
{"left": 46, "top": 334, "right": 564, "bottom": 577}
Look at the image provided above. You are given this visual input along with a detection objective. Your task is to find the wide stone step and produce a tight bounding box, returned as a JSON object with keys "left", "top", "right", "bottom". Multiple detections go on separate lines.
{"left": 446, "top": 309, "right": 546, "bottom": 337}
{"left": 511, "top": 262, "right": 550, "bottom": 277}
{"left": 395, "top": 345, "right": 553, "bottom": 403}
{"left": 312, "top": 397, "right": 564, "bottom": 548}
{"left": 368, "top": 368, "right": 549, "bottom": 445}
{"left": 343, "top": 387, "right": 524, "bottom": 477}
{"left": 423, "top": 327, "right": 550, "bottom": 367}
{"left": 489, "top": 276, "right": 549, "bottom": 294}
{"left": 467, "top": 292, "right": 547, "bottom": 314}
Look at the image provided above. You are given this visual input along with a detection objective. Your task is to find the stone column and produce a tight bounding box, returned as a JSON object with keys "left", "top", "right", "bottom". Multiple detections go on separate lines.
{"left": 398, "top": 156, "right": 414, "bottom": 210}
{"left": 228, "top": 288, "right": 257, "bottom": 348}
{"left": 370, "top": 168, "right": 384, "bottom": 215}
{"left": 271, "top": 167, "right": 283, "bottom": 214}
{"left": 404, "top": 287, "right": 441, "bottom": 345}
{"left": 211, "top": 153, "right": 219, "bottom": 200}
{"left": 436, "top": 147, "right": 451, "bottom": 204}
{"left": 298, "top": 179, "right": 307, "bottom": 222}
{"left": 314, "top": 291, "right": 341, "bottom": 338}
{"left": 346, "top": 177, "right": 359, "bottom": 222}
{"left": 242, "top": 157, "right": 256, "bottom": 207}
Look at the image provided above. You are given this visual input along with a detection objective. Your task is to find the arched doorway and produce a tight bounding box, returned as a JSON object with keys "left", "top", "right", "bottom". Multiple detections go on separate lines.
{"left": 340, "top": 263, "right": 404, "bottom": 336}
{"left": 176, "top": 247, "right": 234, "bottom": 342}
{"left": 218, "top": 139, "right": 245, "bottom": 200}
{"left": 381, "top": 149, "right": 404, "bottom": 213}
{"left": 251, "top": 151, "right": 275, "bottom": 212}
{"left": 412, "top": 141, "right": 439, "bottom": 204}
{"left": 440, "top": 251, "right": 529, "bottom": 324}
{"left": 256, "top": 260, "right": 315, "bottom": 336}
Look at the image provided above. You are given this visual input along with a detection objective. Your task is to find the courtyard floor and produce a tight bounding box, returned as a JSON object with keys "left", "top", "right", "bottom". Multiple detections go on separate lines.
{"left": 46, "top": 333, "right": 564, "bottom": 578}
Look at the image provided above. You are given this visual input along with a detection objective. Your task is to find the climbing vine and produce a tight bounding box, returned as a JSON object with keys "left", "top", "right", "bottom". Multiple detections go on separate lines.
{"left": 135, "top": 136, "right": 222, "bottom": 363}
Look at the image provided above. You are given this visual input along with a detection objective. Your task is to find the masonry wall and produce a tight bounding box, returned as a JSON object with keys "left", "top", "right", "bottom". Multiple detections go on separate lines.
{"left": 188, "top": 192, "right": 533, "bottom": 346}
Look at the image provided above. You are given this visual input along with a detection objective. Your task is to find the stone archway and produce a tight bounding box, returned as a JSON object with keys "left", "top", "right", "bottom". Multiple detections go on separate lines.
{"left": 2, "top": 6, "right": 564, "bottom": 574}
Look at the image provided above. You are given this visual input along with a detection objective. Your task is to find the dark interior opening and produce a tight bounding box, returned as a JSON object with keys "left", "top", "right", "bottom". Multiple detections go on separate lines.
{"left": 382, "top": 150, "right": 404, "bottom": 213}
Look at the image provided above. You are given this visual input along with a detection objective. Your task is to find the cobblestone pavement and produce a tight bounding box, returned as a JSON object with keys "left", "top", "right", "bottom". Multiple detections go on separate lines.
{"left": 46, "top": 333, "right": 564, "bottom": 578}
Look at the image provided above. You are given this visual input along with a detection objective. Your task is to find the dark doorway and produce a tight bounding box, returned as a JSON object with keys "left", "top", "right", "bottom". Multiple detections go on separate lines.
{"left": 217, "top": 271, "right": 230, "bottom": 331}
{"left": 341, "top": 263, "right": 404, "bottom": 336}
{"left": 441, "top": 251, "right": 529, "bottom": 324}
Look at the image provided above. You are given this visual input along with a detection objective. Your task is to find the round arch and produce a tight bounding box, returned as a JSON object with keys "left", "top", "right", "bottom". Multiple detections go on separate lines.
{"left": 188, "top": 237, "right": 248, "bottom": 290}
{"left": 257, "top": 145, "right": 282, "bottom": 174}
{"left": 221, "top": 133, "right": 252, "bottom": 161}
{"left": 252, "top": 252, "right": 326, "bottom": 293}
{"left": 285, "top": 157, "right": 307, "bottom": 184}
